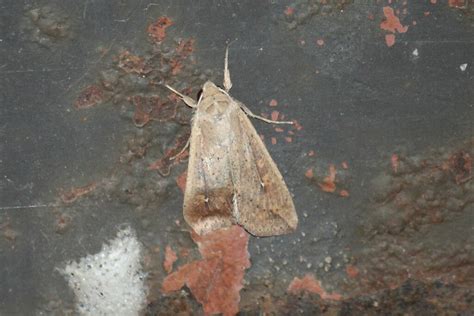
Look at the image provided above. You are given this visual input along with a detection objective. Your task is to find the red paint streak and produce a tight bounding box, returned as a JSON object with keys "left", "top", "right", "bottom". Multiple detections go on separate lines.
{"left": 162, "top": 226, "right": 250, "bottom": 316}
{"left": 391, "top": 154, "right": 399, "bottom": 173}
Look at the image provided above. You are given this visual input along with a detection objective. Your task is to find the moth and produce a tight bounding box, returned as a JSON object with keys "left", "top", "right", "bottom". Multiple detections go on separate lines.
{"left": 166, "top": 48, "right": 298, "bottom": 236}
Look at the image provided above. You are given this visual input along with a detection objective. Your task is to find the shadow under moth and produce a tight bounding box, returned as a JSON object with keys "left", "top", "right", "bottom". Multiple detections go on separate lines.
{"left": 166, "top": 47, "right": 298, "bottom": 237}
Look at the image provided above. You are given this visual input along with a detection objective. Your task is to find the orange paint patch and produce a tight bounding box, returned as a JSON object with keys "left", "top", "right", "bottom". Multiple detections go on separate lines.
{"left": 285, "top": 137, "right": 293, "bottom": 143}
{"left": 284, "top": 6, "right": 295, "bottom": 16}
{"left": 271, "top": 110, "right": 280, "bottom": 121}
{"left": 339, "top": 190, "right": 350, "bottom": 197}
{"left": 271, "top": 137, "right": 277, "bottom": 145}
{"left": 288, "top": 274, "right": 343, "bottom": 301}
{"left": 147, "top": 16, "right": 173, "bottom": 42}
{"left": 176, "top": 170, "right": 187, "bottom": 193}
{"left": 385, "top": 34, "right": 396, "bottom": 47}
{"left": 345, "top": 265, "right": 359, "bottom": 278}
{"left": 380, "top": 7, "right": 408, "bottom": 33}
{"left": 163, "top": 245, "right": 178, "bottom": 274}
{"left": 269, "top": 99, "right": 278, "bottom": 107}
{"left": 162, "top": 226, "right": 250, "bottom": 316}
{"left": 305, "top": 168, "right": 314, "bottom": 179}
{"left": 319, "top": 164, "right": 337, "bottom": 193}
{"left": 316, "top": 39, "right": 325, "bottom": 46}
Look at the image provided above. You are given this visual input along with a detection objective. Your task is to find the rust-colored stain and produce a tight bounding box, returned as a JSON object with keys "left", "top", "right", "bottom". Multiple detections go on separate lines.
{"left": 449, "top": 0, "right": 467, "bottom": 8}
{"left": 271, "top": 137, "right": 277, "bottom": 145}
{"left": 149, "top": 132, "right": 190, "bottom": 176}
{"left": 380, "top": 6, "right": 408, "bottom": 47}
{"left": 391, "top": 153, "right": 399, "bottom": 173}
{"left": 117, "top": 51, "right": 151, "bottom": 75}
{"left": 269, "top": 99, "right": 278, "bottom": 107}
{"left": 305, "top": 168, "right": 314, "bottom": 179}
{"left": 74, "top": 85, "right": 103, "bottom": 109}
{"left": 170, "top": 38, "right": 195, "bottom": 75}
{"left": 176, "top": 170, "right": 187, "bottom": 193}
{"left": 345, "top": 265, "right": 359, "bottom": 279}
{"left": 162, "top": 226, "right": 250, "bottom": 316}
{"left": 163, "top": 245, "right": 178, "bottom": 274}
{"left": 60, "top": 182, "right": 97, "bottom": 204}
{"left": 319, "top": 164, "right": 337, "bottom": 193}
{"left": 271, "top": 110, "right": 280, "bottom": 121}
{"left": 287, "top": 274, "right": 343, "bottom": 301}
{"left": 147, "top": 16, "right": 173, "bottom": 42}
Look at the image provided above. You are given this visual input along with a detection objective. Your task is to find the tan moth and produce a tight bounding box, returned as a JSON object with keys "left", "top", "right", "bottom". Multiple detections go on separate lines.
{"left": 166, "top": 47, "right": 298, "bottom": 236}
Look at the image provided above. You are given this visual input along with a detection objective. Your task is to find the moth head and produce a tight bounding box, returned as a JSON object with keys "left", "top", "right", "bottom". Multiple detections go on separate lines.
{"left": 202, "top": 81, "right": 221, "bottom": 97}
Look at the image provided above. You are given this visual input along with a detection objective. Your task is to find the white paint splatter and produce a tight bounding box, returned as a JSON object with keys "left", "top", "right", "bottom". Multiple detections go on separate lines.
{"left": 60, "top": 227, "right": 147, "bottom": 316}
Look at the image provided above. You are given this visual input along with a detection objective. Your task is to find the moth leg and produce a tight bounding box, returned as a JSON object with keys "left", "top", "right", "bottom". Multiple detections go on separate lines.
{"left": 223, "top": 46, "right": 232, "bottom": 92}
{"left": 170, "top": 137, "right": 190, "bottom": 160}
{"left": 165, "top": 85, "right": 197, "bottom": 108}
{"left": 239, "top": 103, "right": 294, "bottom": 125}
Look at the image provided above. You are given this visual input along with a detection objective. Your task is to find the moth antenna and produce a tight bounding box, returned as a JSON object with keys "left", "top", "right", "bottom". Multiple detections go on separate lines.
{"left": 239, "top": 102, "right": 294, "bottom": 125}
{"left": 170, "top": 137, "right": 190, "bottom": 160}
{"left": 165, "top": 84, "right": 197, "bottom": 108}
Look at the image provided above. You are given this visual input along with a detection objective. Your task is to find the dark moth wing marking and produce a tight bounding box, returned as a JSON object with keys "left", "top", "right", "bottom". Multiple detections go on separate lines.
{"left": 230, "top": 101, "right": 298, "bottom": 236}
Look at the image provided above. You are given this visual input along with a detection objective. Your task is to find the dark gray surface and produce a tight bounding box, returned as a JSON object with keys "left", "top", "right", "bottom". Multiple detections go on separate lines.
{"left": 1, "top": 0, "right": 473, "bottom": 314}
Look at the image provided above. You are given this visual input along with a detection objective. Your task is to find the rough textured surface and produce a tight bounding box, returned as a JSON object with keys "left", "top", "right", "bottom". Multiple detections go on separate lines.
{"left": 1, "top": 0, "right": 473, "bottom": 315}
